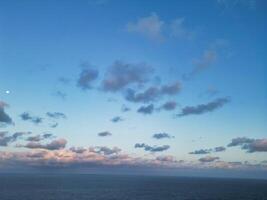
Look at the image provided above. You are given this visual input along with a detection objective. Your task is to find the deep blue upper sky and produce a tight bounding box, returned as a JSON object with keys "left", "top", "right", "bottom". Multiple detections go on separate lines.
{"left": 0, "top": 0, "right": 266, "bottom": 178}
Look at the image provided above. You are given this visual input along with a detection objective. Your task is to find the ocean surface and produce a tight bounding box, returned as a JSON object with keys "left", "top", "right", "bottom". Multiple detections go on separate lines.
{"left": 0, "top": 174, "right": 267, "bottom": 200}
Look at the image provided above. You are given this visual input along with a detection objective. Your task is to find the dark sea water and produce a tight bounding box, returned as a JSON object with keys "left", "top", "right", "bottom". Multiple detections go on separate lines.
{"left": 0, "top": 174, "right": 267, "bottom": 200}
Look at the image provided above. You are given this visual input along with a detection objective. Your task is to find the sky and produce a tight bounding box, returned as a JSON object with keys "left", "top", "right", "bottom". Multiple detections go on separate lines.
{"left": 0, "top": 0, "right": 266, "bottom": 179}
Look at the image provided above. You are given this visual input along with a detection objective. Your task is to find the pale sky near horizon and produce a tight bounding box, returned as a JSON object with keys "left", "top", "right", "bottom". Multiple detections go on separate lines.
{"left": 0, "top": 0, "right": 266, "bottom": 178}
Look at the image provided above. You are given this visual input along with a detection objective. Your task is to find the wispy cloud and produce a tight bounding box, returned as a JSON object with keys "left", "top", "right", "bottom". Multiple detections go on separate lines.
{"left": 137, "top": 104, "right": 154, "bottom": 115}
{"left": 77, "top": 63, "right": 99, "bottom": 90}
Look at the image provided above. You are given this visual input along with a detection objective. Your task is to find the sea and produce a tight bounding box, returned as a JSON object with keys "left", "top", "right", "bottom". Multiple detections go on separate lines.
{"left": 0, "top": 174, "right": 266, "bottom": 200}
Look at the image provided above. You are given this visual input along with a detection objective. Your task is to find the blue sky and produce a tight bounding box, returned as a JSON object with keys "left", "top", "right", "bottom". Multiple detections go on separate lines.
{"left": 0, "top": 0, "right": 266, "bottom": 178}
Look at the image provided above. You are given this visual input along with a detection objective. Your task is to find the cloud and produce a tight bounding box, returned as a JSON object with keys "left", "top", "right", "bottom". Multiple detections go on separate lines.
{"left": 77, "top": 65, "right": 99, "bottom": 90}
{"left": 121, "top": 105, "right": 131, "bottom": 112}
{"left": 110, "top": 116, "right": 123, "bottom": 123}
{"left": 190, "top": 149, "right": 211, "bottom": 155}
{"left": 70, "top": 147, "right": 87, "bottom": 154}
{"left": 46, "top": 112, "right": 66, "bottom": 119}
{"left": 227, "top": 137, "right": 255, "bottom": 147}
{"left": 170, "top": 18, "right": 194, "bottom": 39}
{"left": 50, "top": 123, "right": 58, "bottom": 128}
{"left": 160, "top": 101, "right": 177, "bottom": 111}
{"left": 152, "top": 133, "right": 174, "bottom": 139}
{"left": 58, "top": 77, "right": 71, "bottom": 85}
{"left": 0, "top": 101, "right": 13, "bottom": 126}
{"left": 98, "top": 131, "right": 112, "bottom": 137}
{"left": 228, "top": 137, "right": 267, "bottom": 153}
{"left": 54, "top": 90, "right": 67, "bottom": 100}
{"left": 102, "top": 60, "right": 152, "bottom": 92}
{"left": 0, "top": 131, "right": 30, "bottom": 146}
{"left": 156, "top": 155, "right": 176, "bottom": 163}
{"left": 126, "top": 13, "right": 164, "bottom": 41}
{"left": 92, "top": 146, "right": 121, "bottom": 155}
{"left": 137, "top": 104, "right": 154, "bottom": 115}
{"left": 199, "top": 156, "right": 220, "bottom": 162}
{"left": 177, "top": 97, "right": 230, "bottom": 117}
{"left": 134, "top": 143, "right": 170, "bottom": 152}
{"left": 214, "top": 146, "right": 226, "bottom": 152}
{"left": 21, "top": 138, "right": 67, "bottom": 150}
{"left": 26, "top": 133, "right": 53, "bottom": 142}
{"left": 190, "top": 146, "right": 226, "bottom": 155}
{"left": 125, "top": 81, "right": 181, "bottom": 103}
{"left": 20, "top": 112, "right": 43, "bottom": 124}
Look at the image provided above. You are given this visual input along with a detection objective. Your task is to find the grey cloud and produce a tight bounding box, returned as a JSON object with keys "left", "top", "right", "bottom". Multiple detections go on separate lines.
{"left": 70, "top": 147, "right": 87, "bottom": 154}
{"left": 160, "top": 101, "right": 177, "bottom": 111}
{"left": 242, "top": 139, "right": 267, "bottom": 153}
{"left": 0, "top": 101, "right": 13, "bottom": 125}
{"left": 20, "top": 112, "right": 43, "bottom": 124}
{"left": 46, "top": 112, "right": 66, "bottom": 119}
{"left": 199, "top": 156, "right": 219, "bottom": 162}
{"left": 0, "top": 131, "right": 30, "bottom": 146}
{"left": 77, "top": 66, "right": 99, "bottom": 90}
{"left": 22, "top": 138, "right": 67, "bottom": 150}
{"left": 111, "top": 116, "right": 123, "bottom": 123}
{"left": 126, "top": 13, "right": 164, "bottom": 41}
{"left": 156, "top": 155, "right": 176, "bottom": 162}
{"left": 178, "top": 97, "right": 230, "bottom": 117}
{"left": 92, "top": 146, "right": 121, "bottom": 155}
{"left": 54, "top": 90, "right": 67, "bottom": 100}
{"left": 190, "top": 149, "right": 211, "bottom": 155}
{"left": 152, "top": 133, "right": 174, "bottom": 139}
{"left": 125, "top": 81, "right": 181, "bottom": 103}
{"left": 214, "top": 146, "right": 226, "bottom": 152}
{"left": 50, "top": 123, "right": 58, "bottom": 128}
{"left": 58, "top": 77, "right": 71, "bottom": 85}
{"left": 134, "top": 143, "right": 170, "bottom": 152}
{"left": 121, "top": 105, "right": 131, "bottom": 112}
{"left": 98, "top": 131, "right": 112, "bottom": 137}
{"left": 26, "top": 133, "right": 53, "bottom": 142}
{"left": 102, "top": 60, "right": 153, "bottom": 92}
{"left": 137, "top": 104, "right": 154, "bottom": 115}
{"left": 227, "top": 137, "right": 255, "bottom": 147}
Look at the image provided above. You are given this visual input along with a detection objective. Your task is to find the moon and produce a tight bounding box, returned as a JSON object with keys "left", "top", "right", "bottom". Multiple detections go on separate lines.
{"left": 5, "top": 90, "right": 10, "bottom": 94}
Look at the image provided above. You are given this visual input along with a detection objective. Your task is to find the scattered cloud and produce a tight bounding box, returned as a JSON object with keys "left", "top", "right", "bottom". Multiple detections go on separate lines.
{"left": 160, "top": 101, "right": 177, "bottom": 111}
{"left": 102, "top": 60, "right": 152, "bottom": 92}
{"left": 135, "top": 143, "right": 170, "bottom": 152}
{"left": 152, "top": 133, "right": 174, "bottom": 139}
{"left": 20, "top": 112, "right": 43, "bottom": 124}
{"left": 110, "top": 116, "right": 123, "bottom": 123}
{"left": 177, "top": 97, "right": 230, "bottom": 117}
{"left": 92, "top": 146, "right": 121, "bottom": 155}
{"left": 0, "top": 132, "right": 30, "bottom": 146}
{"left": 77, "top": 65, "right": 99, "bottom": 90}
{"left": 125, "top": 81, "right": 181, "bottom": 103}
{"left": 156, "top": 155, "right": 177, "bottom": 163}
{"left": 121, "top": 105, "right": 131, "bottom": 112}
{"left": 214, "top": 146, "right": 226, "bottom": 152}
{"left": 98, "top": 131, "right": 112, "bottom": 137}
{"left": 228, "top": 137, "right": 267, "bottom": 153}
{"left": 46, "top": 112, "right": 66, "bottom": 119}
{"left": 20, "top": 138, "right": 67, "bottom": 150}
{"left": 137, "top": 104, "right": 154, "bottom": 115}
{"left": 170, "top": 18, "right": 194, "bottom": 39}
{"left": 126, "top": 13, "right": 164, "bottom": 41}
{"left": 0, "top": 101, "right": 13, "bottom": 126}
{"left": 199, "top": 156, "right": 220, "bottom": 162}
{"left": 190, "top": 149, "right": 211, "bottom": 155}
{"left": 58, "top": 77, "right": 71, "bottom": 85}
{"left": 54, "top": 90, "right": 67, "bottom": 100}
{"left": 26, "top": 133, "right": 53, "bottom": 142}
